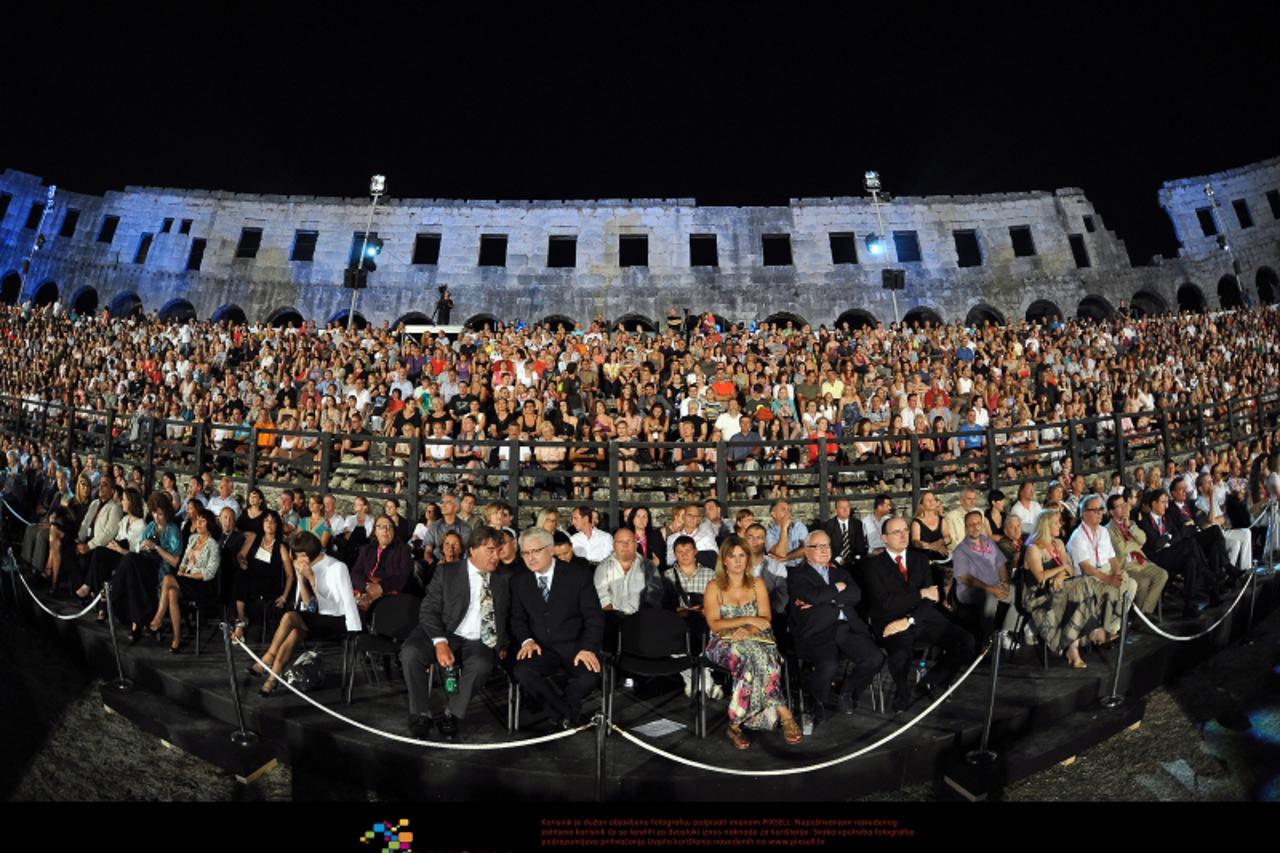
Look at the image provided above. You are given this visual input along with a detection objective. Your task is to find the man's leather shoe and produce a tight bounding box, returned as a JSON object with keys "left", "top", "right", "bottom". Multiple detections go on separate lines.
{"left": 810, "top": 701, "right": 826, "bottom": 726}
{"left": 408, "top": 714, "right": 432, "bottom": 739}
{"left": 837, "top": 693, "right": 855, "bottom": 715}
{"left": 915, "top": 681, "right": 939, "bottom": 702}
{"left": 438, "top": 713, "right": 459, "bottom": 739}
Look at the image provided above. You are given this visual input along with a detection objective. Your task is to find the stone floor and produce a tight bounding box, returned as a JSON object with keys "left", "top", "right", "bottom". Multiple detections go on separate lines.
{"left": 3, "top": 590, "right": 1278, "bottom": 802}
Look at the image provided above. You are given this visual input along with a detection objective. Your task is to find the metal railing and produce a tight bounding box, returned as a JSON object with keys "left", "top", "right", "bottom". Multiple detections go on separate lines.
{"left": 2, "top": 388, "right": 1278, "bottom": 527}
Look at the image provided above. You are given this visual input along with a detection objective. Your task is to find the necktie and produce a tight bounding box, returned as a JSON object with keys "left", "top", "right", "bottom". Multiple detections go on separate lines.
{"left": 840, "top": 522, "right": 851, "bottom": 564}
{"left": 896, "top": 555, "right": 908, "bottom": 582}
{"left": 480, "top": 573, "right": 497, "bottom": 649}
{"left": 538, "top": 573, "right": 550, "bottom": 603}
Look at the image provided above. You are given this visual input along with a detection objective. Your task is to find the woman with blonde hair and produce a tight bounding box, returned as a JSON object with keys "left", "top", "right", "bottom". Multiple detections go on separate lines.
{"left": 1023, "top": 510, "right": 1107, "bottom": 668}
{"left": 702, "top": 535, "right": 801, "bottom": 749}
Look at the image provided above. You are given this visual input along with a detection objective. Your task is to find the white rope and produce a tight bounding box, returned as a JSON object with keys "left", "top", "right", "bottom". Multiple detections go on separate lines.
{"left": 232, "top": 638, "right": 594, "bottom": 750}
{"left": 1134, "top": 572, "right": 1255, "bottom": 642}
{"left": 611, "top": 646, "right": 991, "bottom": 777}
{"left": 16, "top": 568, "right": 102, "bottom": 620}
{"left": 1, "top": 496, "right": 33, "bottom": 526}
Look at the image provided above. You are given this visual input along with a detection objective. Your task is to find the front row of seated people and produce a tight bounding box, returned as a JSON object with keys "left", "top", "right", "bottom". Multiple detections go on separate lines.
{"left": 60, "top": 484, "right": 1241, "bottom": 750}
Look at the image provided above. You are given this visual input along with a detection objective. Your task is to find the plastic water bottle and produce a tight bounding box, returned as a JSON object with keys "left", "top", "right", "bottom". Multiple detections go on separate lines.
{"left": 444, "top": 664, "right": 460, "bottom": 694}
{"left": 915, "top": 659, "right": 926, "bottom": 684}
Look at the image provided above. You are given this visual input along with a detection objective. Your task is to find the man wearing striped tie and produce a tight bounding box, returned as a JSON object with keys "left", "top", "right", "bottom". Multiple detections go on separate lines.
{"left": 400, "top": 525, "right": 510, "bottom": 740}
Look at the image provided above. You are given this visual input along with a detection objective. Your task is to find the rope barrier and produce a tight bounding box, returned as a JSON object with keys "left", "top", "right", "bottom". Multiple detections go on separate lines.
{"left": 1134, "top": 572, "right": 1255, "bottom": 642}
{"left": 15, "top": 568, "right": 102, "bottom": 620}
{"left": 231, "top": 638, "right": 594, "bottom": 750}
{"left": 610, "top": 646, "right": 991, "bottom": 777}
{"left": 1, "top": 496, "right": 33, "bottom": 527}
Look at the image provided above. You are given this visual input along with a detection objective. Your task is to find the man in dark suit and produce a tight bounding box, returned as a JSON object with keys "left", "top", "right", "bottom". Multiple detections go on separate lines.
{"left": 822, "top": 498, "right": 868, "bottom": 573}
{"left": 789, "top": 531, "right": 882, "bottom": 724}
{"left": 512, "top": 527, "right": 605, "bottom": 727}
{"left": 1137, "top": 488, "right": 1218, "bottom": 618}
{"left": 861, "top": 516, "right": 975, "bottom": 714}
{"left": 399, "top": 525, "right": 510, "bottom": 739}
{"left": 1169, "top": 478, "right": 1233, "bottom": 587}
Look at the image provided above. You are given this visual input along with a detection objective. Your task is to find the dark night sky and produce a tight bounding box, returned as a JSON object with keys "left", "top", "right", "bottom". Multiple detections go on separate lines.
{"left": 3, "top": 8, "right": 1277, "bottom": 266}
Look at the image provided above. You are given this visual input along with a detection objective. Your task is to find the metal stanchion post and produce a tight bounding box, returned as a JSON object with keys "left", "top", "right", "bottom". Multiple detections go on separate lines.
{"left": 221, "top": 622, "right": 259, "bottom": 747}
{"left": 102, "top": 581, "right": 133, "bottom": 692}
{"left": 1100, "top": 592, "right": 1131, "bottom": 709}
{"left": 594, "top": 712, "right": 606, "bottom": 802}
{"left": 966, "top": 631, "right": 1002, "bottom": 765}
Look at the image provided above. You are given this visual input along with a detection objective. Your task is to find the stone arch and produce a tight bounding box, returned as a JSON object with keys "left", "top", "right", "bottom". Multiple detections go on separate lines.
{"left": 210, "top": 303, "right": 248, "bottom": 325}
{"left": 327, "top": 309, "right": 368, "bottom": 329}
{"left": 70, "top": 286, "right": 99, "bottom": 315}
{"left": 1025, "top": 299, "right": 1063, "bottom": 324}
{"left": 1218, "top": 274, "right": 1245, "bottom": 309}
{"left": 1257, "top": 267, "right": 1279, "bottom": 306}
{"left": 31, "top": 280, "right": 58, "bottom": 307}
{"left": 902, "top": 306, "right": 944, "bottom": 328}
{"left": 266, "top": 306, "right": 305, "bottom": 328}
{"left": 1177, "top": 283, "right": 1206, "bottom": 313}
{"left": 158, "top": 298, "right": 197, "bottom": 322}
{"left": 964, "top": 304, "right": 1005, "bottom": 327}
{"left": 542, "top": 314, "right": 577, "bottom": 332}
{"left": 464, "top": 313, "right": 498, "bottom": 331}
{"left": 109, "top": 291, "right": 144, "bottom": 319}
{"left": 393, "top": 311, "right": 433, "bottom": 328}
{"left": 0, "top": 272, "right": 20, "bottom": 306}
{"left": 614, "top": 313, "right": 657, "bottom": 333}
{"left": 835, "top": 309, "right": 879, "bottom": 330}
{"left": 763, "top": 311, "right": 809, "bottom": 330}
{"left": 1130, "top": 290, "right": 1167, "bottom": 317}
{"left": 1076, "top": 294, "right": 1117, "bottom": 321}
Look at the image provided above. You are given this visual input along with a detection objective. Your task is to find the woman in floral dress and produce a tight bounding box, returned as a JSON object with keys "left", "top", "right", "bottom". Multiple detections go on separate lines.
{"left": 703, "top": 536, "right": 802, "bottom": 749}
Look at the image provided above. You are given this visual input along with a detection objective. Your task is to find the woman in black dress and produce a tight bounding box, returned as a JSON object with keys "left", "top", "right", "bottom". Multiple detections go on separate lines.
{"left": 231, "top": 510, "right": 295, "bottom": 643}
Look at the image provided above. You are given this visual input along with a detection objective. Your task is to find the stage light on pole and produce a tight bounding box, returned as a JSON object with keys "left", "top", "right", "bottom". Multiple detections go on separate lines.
{"left": 864, "top": 169, "right": 898, "bottom": 324}
{"left": 347, "top": 175, "right": 387, "bottom": 331}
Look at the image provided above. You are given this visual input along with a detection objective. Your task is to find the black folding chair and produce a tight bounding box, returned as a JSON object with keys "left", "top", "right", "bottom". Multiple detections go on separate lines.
{"left": 605, "top": 608, "right": 699, "bottom": 735}
{"left": 343, "top": 593, "right": 421, "bottom": 703}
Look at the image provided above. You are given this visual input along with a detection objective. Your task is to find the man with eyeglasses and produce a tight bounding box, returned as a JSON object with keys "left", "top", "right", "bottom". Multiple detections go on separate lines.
{"left": 788, "top": 531, "right": 882, "bottom": 723}
{"left": 400, "top": 525, "right": 510, "bottom": 740}
{"left": 511, "top": 527, "right": 604, "bottom": 729}
{"left": 1067, "top": 494, "right": 1137, "bottom": 639}
{"left": 862, "top": 516, "right": 975, "bottom": 714}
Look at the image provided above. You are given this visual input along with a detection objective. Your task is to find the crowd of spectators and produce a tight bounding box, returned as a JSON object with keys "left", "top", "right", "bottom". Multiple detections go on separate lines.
{"left": 3, "top": 299, "right": 1280, "bottom": 747}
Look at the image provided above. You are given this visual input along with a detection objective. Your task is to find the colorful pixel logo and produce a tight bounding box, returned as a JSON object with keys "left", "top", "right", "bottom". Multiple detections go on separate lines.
{"left": 360, "top": 819, "right": 412, "bottom": 853}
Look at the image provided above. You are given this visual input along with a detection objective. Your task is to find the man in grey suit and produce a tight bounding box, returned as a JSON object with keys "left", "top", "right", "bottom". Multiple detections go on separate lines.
{"left": 399, "top": 525, "right": 510, "bottom": 740}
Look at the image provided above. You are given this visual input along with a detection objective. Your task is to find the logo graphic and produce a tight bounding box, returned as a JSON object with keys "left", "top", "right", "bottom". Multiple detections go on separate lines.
{"left": 360, "top": 819, "right": 413, "bottom": 853}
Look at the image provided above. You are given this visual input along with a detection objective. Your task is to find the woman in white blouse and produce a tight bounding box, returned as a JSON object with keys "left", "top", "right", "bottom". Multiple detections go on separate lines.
{"left": 75, "top": 487, "right": 149, "bottom": 622}
{"left": 151, "top": 508, "right": 221, "bottom": 653}
{"left": 251, "top": 530, "right": 360, "bottom": 697}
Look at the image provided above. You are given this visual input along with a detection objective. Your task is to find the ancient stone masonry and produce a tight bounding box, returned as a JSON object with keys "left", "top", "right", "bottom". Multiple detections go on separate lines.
{"left": 1, "top": 156, "right": 1277, "bottom": 329}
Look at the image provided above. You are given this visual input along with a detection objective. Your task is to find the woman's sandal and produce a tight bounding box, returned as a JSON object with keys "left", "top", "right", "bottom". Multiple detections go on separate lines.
{"left": 781, "top": 716, "right": 803, "bottom": 745}
{"left": 727, "top": 724, "right": 751, "bottom": 750}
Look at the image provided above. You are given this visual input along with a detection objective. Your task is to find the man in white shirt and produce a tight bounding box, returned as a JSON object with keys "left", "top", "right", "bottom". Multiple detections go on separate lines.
{"left": 664, "top": 503, "right": 718, "bottom": 564}
{"left": 714, "top": 399, "right": 743, "bottom": 442}
{"left": 942, "top": 487, "right": 990, "bottom": 552}
{"left": 1066, "top": 494, "right": 1136, "bottom": 638}
{"left": 1008, "top": 481, "right": 1043, "bottom": 537}
{"left": 206, "top": 477, "right": 241, "bottom": 518}
{"left": 570, "top": 505, "right": 614, "bottom": 565}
